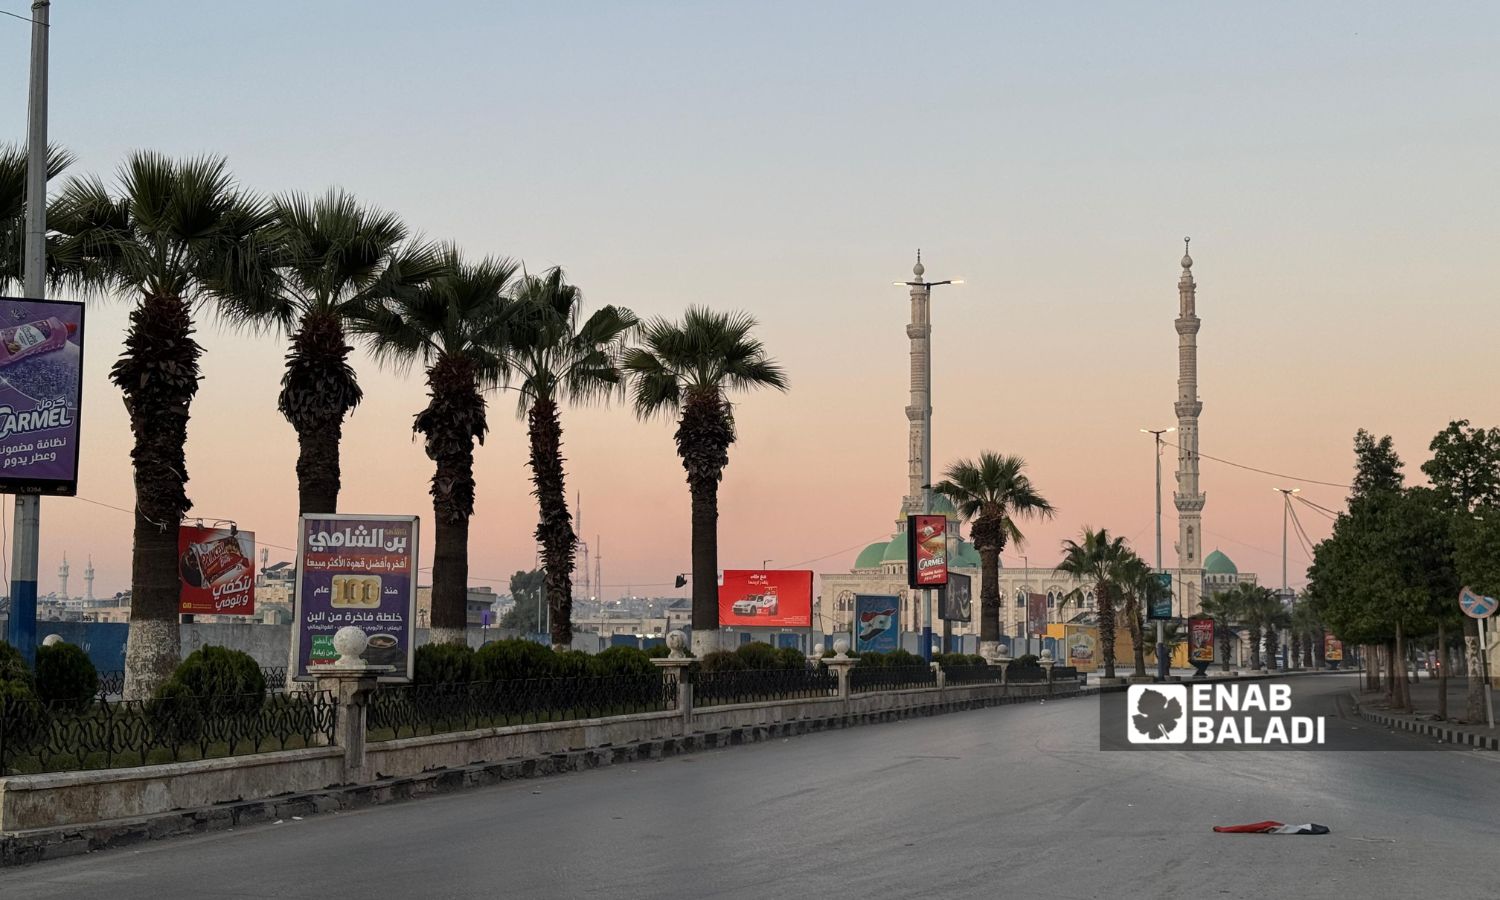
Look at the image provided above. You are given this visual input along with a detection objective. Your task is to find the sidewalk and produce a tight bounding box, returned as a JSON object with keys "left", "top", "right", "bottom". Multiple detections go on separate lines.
{"left": 1351, "top": 676, "right": 1500, "bottom": 750}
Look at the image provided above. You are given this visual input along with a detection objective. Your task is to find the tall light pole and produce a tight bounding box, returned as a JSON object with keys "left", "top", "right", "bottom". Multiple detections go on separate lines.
{"left": 1274, "top": 487, "right": 1299, "bottom": 669}
{"left": 895, "top": 258, "right": 962, "bottom": 662}
{"left": 1142, "top": 427, "right": 1175, "bottom": 679}
{"left": 6, "top": 1, "right": 50, "bottom": 664}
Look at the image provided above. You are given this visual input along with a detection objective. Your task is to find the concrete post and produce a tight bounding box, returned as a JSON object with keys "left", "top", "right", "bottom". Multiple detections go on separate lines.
{"left": 823, "top": 638, "right": 858, "bottom": 711}
{"left": 931, "top": 661, "right": 945, "bottom": 691}
{"left": 315, "top": 671, "right": 380, "bottom": 784}
{"left": 653, "top": 629, "right": 694, "bottom": 733}
{"left": 1039, "top": 652, "right": 1055, "bottom": 696}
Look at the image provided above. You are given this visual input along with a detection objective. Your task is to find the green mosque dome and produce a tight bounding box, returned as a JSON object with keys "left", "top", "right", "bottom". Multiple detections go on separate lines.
{"left": 1203, "top": 548, "right": 1237, "bottom": 576}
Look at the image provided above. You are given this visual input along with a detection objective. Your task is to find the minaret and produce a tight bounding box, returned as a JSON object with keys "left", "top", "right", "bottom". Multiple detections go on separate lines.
{"left": 900, "top": 251, "right": 932, "bottom": 529}
{"left": 58, "top": 554, "right": 70, "bottom": 599}
{"left": 84, "top": 556, "right": 95, "bottom": 602}
{"left": 1173, "top": 238, "right": 1206, "bottom": 614}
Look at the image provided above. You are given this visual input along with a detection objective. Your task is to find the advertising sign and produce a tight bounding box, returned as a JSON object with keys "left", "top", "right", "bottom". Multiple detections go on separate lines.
{"left": 907, "top": 514, "right": 949, "bottom": 588}
{"left": 853, "top": 594, "right": 900, "bottom": 653}
{"left": 1149, "top": 573, "right": 1174, "bottom": 620}
{"left": 178, "top": 524, "right": 255, "bottom": 616}
{"left": 1460, "top": 586, "right": 1497, "bottom": 619}
{"left": 1027, "top": 592, "right": 1048, "bottom": 637}
{"left": 1324, "top": 634, "right": 1344, "bottom": 662}
{"left": 294, "top": 514, "right": 418, "bottom": 682}
{"left": 718, "top": 569, "right": 813, "bottom": 628}
{"left": 0, "top": 297, "right": 85, "bottom": 495}
{"left": 1188, "top": 616, "right": 1215, "bottom": 664}
{"left": 1064, "top": 624, "right": 1098, "bottom": 672}
{"left": 939, "top": 571, "right": 972, "bottom": 622}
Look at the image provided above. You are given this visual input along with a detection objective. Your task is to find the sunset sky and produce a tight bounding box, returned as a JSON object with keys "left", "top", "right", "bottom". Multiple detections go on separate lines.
{"left": 2, "top": 2, "right": 1495, "bottom": 598}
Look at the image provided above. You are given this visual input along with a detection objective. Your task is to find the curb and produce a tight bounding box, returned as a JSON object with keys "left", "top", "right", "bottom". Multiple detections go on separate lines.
{"left": 1, "top": 684, "right": 1094, "bottom": 867}
{"left": 1353, "top": 702, "right": 1500, "bottom": 750}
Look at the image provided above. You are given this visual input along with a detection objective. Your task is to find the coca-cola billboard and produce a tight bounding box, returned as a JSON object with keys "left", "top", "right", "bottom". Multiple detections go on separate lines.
{"left": 907, "top": 514, "right": 949, "bottom": 588}
{"left": 178, "top": 524, "right": 256, "bottom": 616}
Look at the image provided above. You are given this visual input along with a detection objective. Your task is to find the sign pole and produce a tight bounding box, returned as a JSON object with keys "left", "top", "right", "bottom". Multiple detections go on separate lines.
{"left": 1482, "top": 617, "right": 1495, "bottom": 730}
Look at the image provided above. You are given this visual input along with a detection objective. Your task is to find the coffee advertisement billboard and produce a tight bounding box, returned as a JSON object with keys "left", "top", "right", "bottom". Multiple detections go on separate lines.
{"left": 294, "top": 515, "right": 418, "bottom": 682}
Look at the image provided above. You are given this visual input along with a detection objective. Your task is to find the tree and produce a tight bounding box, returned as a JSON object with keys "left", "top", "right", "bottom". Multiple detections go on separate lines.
{"left": 0, "top": 143, "right": 71, "bottom": 288}
{"left": 499, "top": 568, "right": 548, "bottom": 633}
{"left": 1236, "top": 585, "right": 1283, "bottom": 670}
{"left": 1351, "top": 429, "right": 1404, "bottom": 500}
{"left": 50, "top": 153, "right": 273, "bottom": 698}
{"left": 1290, "top": 595, "right": 1322, "bottom": 668}
{"left": 933, "top": 453, "right": 1054, "bottom": 661}
{"left": 506, "top": 269, "right": 636, "bottom": 649}
{"left": 356, "top": 250, "right": 517, "bottom": 645}
{"left": 1199, "top": 589, "right": 1242, "bottom": 672}
{"left": 1056, "top": 528, "right": 1132, "bottom": 680}
{"left": 1117, "top": 554, "right": 1157, "bottom": 678}
{"left": 624, "top": 307, "right": 787, "bottom": 655}
{"left": 225, "top": 189, "right": 445, "bottom": 514}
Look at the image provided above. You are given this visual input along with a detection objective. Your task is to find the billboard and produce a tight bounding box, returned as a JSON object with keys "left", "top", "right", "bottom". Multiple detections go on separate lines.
{"left": 294, "top": 514, "right": 419, "bottom": 682}
{"left": 1188, "top": 616, "right": 1215, "bottom": 664}
{"left": 907, "top": 514, "right": 948, "bottom": 588}
{"left": 854, "top": 594, "right": 900, "bottom": 653}
{"left": 718, "top": 569, "right": 813, "bottom": 627}
{"left": 1027, "top": 592, "right": 1047, "bottom": 637}
{"left": 1063, "top": 624, "right": 1098, "bottom": 671}
{"left": 939, "top": 571, "right": 972, "bottom": 622}
{"left": 178, "top": 524, "right": 256, "bottom": 616}
{"left": 1324, "top": 634, "right": 1344, "bottom": 662}
{"left": 1149, "top": 573, "right": 1174, "bottom": 620}
{"left": 0, "top": 297, "right": 85, "bottom": 495}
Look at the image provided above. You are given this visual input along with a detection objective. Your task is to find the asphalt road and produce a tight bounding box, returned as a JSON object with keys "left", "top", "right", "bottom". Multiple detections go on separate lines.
{"left": 6, "top": 674, "right": 1498, "bottom": 899}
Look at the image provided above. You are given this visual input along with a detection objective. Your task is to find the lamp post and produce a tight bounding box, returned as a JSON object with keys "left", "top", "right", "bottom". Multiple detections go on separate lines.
{"left": 1142, "top": 428, "right": 1176, "bottom": 680}
{"left": 1274, "top": 487, "right": 1299, "bottom": 669}
{"left": 895, "top": 262, "right": 962, "bottom": 663}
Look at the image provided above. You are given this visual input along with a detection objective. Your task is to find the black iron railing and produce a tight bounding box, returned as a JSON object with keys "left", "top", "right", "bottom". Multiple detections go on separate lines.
{"left": 1006, "top": 666, "right": 1049, "bottom": 684}
{"left": 95, "top": 666, "right": 289, "bottom": 699}
{"left": 941, "top": 664, "right": 1004, "bottom": 685}
{"left": 1051, "top": 666, "right": 1080, "bottom": 681}
{"left": 0, "top": 690, "right": 337, "bottom": 776}
{"left": 692, "top": 667, "right": 839, "bottom": 707}
{"left": 849, "top": 665, "right": 937, "bottom": 693}
{"left": 367, "top": 674, "right": 677, "bottom": 741}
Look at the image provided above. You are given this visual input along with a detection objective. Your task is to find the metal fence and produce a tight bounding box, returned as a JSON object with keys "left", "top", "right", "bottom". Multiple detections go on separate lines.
{"left": 692, "top": 667, "right": 839, "bottom": 707}
{"left": 1006, "top": 665, "right": 1049, "bottom": 684}
{"left": 1051, "top": 666, "right": 1080, "bottom": 681}
{"left": 941, "top": 664, "right": 1004, "bottom": 685}
{"left": 849, "top": 665, "right": 938, "bottom": 693}
{"left": 0, "top": 690, "right": 337, "bottom": 775}
{"left": 366, "top": 674, "right": 677, "bottom": 741}
{"left": 95, "top": 666, "right": 289, "bottom": 699}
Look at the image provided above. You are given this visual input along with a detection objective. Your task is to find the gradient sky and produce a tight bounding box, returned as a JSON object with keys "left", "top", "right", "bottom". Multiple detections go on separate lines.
{"left": 1, "top": 1, "right": 1496, "bottom": 598}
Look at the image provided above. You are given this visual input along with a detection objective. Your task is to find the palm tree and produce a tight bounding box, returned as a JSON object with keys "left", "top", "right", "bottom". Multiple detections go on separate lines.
{"left": 933, "top": 453, "right": 1054, "bottom": 662}
{"left": 1199, "top": 589, "right": 1242, "bottom": 672}
{"left": 355, "top": 249, "right": 517, "bottom": 645}
{"left": 1118, "top": 554, "right": 1156, "bottom": 678}
{"left": 623, "top": 307, "right": 787, "bottom": 654}
{"left": 506, "top": 268, "right": 637, "bottom": 649}
{"left": 223, "top": 189, "right": 444, "bottom": 514}
{"left": 50, "top": 153, "right": 274, "bottom": 698}
{"left": 1145, "top": 620, "right": 1185, "bottom": 666}
{"left": 1236, "top": 585, "right": 1282, "bottom": 670}
{"left": 1056, "top": 528, "right": 1132, "bottom": 680}
{"left": 0, "top": 143, "right": 71, "bottom": 288}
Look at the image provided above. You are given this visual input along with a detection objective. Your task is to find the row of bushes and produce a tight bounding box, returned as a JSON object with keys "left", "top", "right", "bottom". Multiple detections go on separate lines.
{"left": 414, "top": 640, "right": 657, "bottom": 685}
{"left": 0, "top": 640, "right": 99, "bottom": 711}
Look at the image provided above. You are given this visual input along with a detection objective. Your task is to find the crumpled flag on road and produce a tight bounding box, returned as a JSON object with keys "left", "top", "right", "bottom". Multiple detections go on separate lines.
{"left": 1213, "top": 821, "right": 1330, "bottom": 835}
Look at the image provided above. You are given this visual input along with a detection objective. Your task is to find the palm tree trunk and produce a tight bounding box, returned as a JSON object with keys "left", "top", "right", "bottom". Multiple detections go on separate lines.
{"left": 978, "top": 546, "right": 1001, "bottom": 647}
{"left": 677, "top": 391, "right": 733, "bottom": 655}
{"left": 430, "top": 516, "right": 469, "bottom": 646}
{"left": 114, "top": 293, "right": 202, "bottom": 699}
{"left": 1126, "top": 597, "right": 1146, "bottom": 678}
{"left": 527, "top": 397, "right": 575, "bottom": 650}
{"left": 1217, "top": 621, "right": 1231, "bottom": 672}
{"left": 294, "top": 420, "right": 343, "bottom": 515}
{"left": 1098, "top": 585, "right": 1117, "bottom": 680}
{"left": 1313, "top": 629, "right": 1326, "bottom": 669}
{"left": 416, "top": 359, "right": 484, "bottom": 646}
{"left": 1290, "top": 631, "right": 1301, "bottom": 669}
{"left": 1249, "top": 625, "right": 1262, "bottom": 670}
{"left": 280, "top": 310, "right": 362, "bottom": 516}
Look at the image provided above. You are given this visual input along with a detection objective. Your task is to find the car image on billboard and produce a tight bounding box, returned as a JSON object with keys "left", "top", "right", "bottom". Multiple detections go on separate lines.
{"left": 719, "top": 570, "right": 810, "bottom": 627}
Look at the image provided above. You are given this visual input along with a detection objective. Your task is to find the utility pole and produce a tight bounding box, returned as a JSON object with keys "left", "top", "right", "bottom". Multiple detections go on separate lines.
{"left": 1275, "top": 487, "right": 1299, "bottom": 670}
{"left": 1143, "top": 428, "right": 1175, "bottom": 680}
{"left": 7, "top": 1, "right": 51, "bottom": 664}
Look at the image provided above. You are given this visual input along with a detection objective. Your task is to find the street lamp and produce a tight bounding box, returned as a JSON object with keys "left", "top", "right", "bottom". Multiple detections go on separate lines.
{"left": 1274, "top": 487, "right": 1300, "bottom": 669}
{"left": 1142, "top": 427, "right": 1176, "bottom": 680}
{"left": 896, "top": 257, "right": 962, "bottom": 663}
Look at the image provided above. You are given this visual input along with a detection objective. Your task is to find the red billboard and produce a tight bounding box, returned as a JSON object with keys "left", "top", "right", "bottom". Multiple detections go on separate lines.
{"left": 1027, "top": 593, "right": 1047, "bottom": 638}
{"left": 907, "top": 514, "right": 948, "bottom": 588}
{"left": 1188, "top": 616, "right": 1215, "bottom": 664}
{"left": 718, "top": 569, "right": 813, "bottom": 628}
{"left": 178, "top": 524, "right": 256, "bottom": 616}
{"left": 1324, "top": 634, "right": 1344, "bottom": 662}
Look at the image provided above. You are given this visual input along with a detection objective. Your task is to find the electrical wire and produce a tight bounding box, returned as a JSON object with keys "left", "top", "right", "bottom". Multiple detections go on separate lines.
{"left": 1162, "top": 440, "right": 1352, "bottom": 490}
{"left": 1294, "top": 495, "right": 1342, "bottom": 520}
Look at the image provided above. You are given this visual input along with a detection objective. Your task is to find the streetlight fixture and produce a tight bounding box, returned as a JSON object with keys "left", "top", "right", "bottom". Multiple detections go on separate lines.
{"left": 1142, "top": 427, "right": 1176, "bottom": 680}
{"left": 1274, "top": 487, "right": 1300, "bottom": 669}
{"left": 895, "top": 259, "right": 961, "bottom": 662}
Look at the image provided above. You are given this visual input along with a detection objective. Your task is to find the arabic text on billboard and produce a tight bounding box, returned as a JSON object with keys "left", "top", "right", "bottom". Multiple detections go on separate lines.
{"left": 1064, "top": 624, "right": 1098, "bottom": 671}
{"left": 854, "top": 594, "right": 900, "bottom": 653}
{"left": 294, "top": 515, "right": 418, "bottom": 681}
{"left": 1188, "top": 616, "right": 1214, "bottom": 664}
{"left": 939, "top": 571, "right": 971, "bottom": 622}
{"left": 718, "top": 570, "right": 813, "bottom": 627}
{"left": 1149, "top": 573, "right": 1173, "bottom": 620}
{"left": 1027, "top": 592, "right": 1047, "bottom": 637}
{"left": 907, "top": 514, "right": 948, "bottom": 588}
{"left": 178, "top": 525, "right": 256, "bottom": 616}
{"left": 0, "top": 297, "right": 84, "bottom": 495}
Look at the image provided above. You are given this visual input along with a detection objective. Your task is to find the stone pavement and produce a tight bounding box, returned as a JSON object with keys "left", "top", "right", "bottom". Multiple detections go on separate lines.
{"left": 1352, "top": 676, "right": 1500, "bottom": 750}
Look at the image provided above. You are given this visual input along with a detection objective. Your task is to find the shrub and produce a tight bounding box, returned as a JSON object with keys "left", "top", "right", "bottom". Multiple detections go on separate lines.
{"left": 774, "top": 647, "right": 807, "bottom": 670}
{"left": 860, "top": 649, "right": 925, "bottom": 669}
{"left": 645, "top": 644, "right": 672, "bottom": 659}
{"left": 0, "top": 677, "right": 46, "bottom": 754}
{"left": 157, "top": 646, "right": 266, "bottom": 713}
{"left": 593, "top": 646, "right": 655, "bottom": 677}
{"left": 733, "top": 642, "right": 782, "bottom": 670}
{"left": 553, "top": 649, "right": 597, "bottom": 679}
{"left": 474, "top": 639, "right": 557, "bottom": 682}
{"left": 34, "top": 641, "right": 98, "bottom": 710}
{"left": 414, "top": 642, "right": 476, "bottom": 685}
{"left": 696, "top": 650, "right": 746, "bottom": 672}
{"left": 0, "top": 641, "right": 32, "bottom": 688}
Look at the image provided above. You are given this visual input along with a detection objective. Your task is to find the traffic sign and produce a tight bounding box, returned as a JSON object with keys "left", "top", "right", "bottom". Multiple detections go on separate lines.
{"left": 1459, "top": 586, "right": 1497, "bottom": 619}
